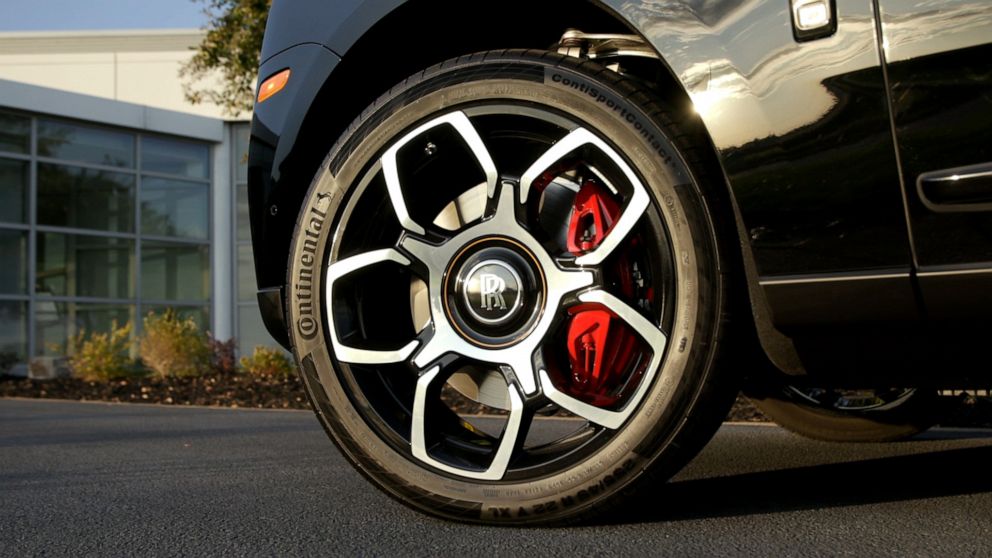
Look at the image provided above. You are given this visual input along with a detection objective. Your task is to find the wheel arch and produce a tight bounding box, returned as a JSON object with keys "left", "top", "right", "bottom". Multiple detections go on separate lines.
{"left": 249, "top": 0, "right": 799, "bottom": 374}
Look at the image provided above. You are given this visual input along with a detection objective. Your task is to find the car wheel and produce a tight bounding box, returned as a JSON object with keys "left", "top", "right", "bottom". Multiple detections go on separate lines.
{"left": 747, "top": 386, "right": 939, "bottom": 442}
{"left": 285, "top": 50, "right": 739, "bottom": 524}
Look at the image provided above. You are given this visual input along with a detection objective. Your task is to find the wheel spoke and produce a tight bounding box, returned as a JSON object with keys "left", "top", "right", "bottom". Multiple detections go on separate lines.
{"left": 575, "top": 189, "right": 648, "bottom": 267}
{"left": 486, "top": 179, "right": 521, "bottom": 228}
{"left": 381, "top": 111, "right": 499, "bottom": 235}
{"left": 520, "top": 127, "right": 596, "bottom": 204}
{"left": 325, "top": 248, "right": 420, "bottom": 364}
{"left": 411, "top": 366, "right": 525, "bottom": 480}
{"left": 519, "top": 127, "right": 651, "bottom": 267}
{"left": 503, "top": 353, "right": 539, "bottom": 398}
{"left": 539, "top": 289, "right": 667, "bottom": 429}
{"left": 407, "top": 325, "right": 542, "bottom": 395}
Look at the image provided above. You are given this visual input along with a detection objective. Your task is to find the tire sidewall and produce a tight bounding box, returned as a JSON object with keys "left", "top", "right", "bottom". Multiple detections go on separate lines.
{"left": 287, "top": 54, "right": 723, "bottom": 523}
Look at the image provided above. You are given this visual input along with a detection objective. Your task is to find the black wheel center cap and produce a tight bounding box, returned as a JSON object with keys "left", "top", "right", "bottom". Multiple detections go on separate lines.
{"left": 443, "top": 237, "right": 546, "bottom": 348}
{"left": 462, "top": 260, "right": 524, "bottom": 325}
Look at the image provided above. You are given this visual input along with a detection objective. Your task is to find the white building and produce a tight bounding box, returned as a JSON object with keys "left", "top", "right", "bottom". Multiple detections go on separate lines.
{"left": 0, "top": 29, "right": 271, "bottom": 375}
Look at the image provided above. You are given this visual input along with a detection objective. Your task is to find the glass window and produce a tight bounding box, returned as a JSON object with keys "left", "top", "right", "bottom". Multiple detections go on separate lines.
{"left": 36, "top": 233, "right": 134, "bottom": 299}
{"left": 237, "top": 244, "right": 256, "bottom": 302}
{"left": 38, "top": 163, "right": 135, "bottom": 233}
{"left": 37, "top": 119, "right": 134, "bottom": 168}
{"left": 35, "top": 302, "right": 134, "bottom": 356}
{"left": 236, "top": 184, "right": 251, "bottom": 240}
{"left": 141, "top": 177, "right": 209, "bottom": 239}
{"left": 0, "top": 111, "right": 30, "bottom": 154}
{"left": 141, "top": 241, "right": 209, "bottom": 301}
{"left": 234, "top": 125, "right": 249, "bottom": 183}
{"left": 0, "top": 301, "right": 27, "bottom": 370}
{"left": 142, "top": 136, "right": 209, "bottom": 179}
{"left": 0, "top": 229, "right": 28, "bottom": 295}
{"left": 143, "top": 305, "right": 209, "bottom": 330}
{"left": 238, "top": 304, "right": 279, "bottom": 356}
{"left": 0, "top": 158, "right": 28, "bottom": 224}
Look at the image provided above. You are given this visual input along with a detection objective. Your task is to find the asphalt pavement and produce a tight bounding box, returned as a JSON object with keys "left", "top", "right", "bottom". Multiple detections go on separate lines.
{"left": 1, "top": 399, "right": 991, "bottom": 556}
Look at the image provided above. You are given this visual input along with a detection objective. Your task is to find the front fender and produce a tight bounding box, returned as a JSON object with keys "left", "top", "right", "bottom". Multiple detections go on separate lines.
{"left": 260, "top": 0, "right": 405, "bottom": 63}
{"left": 248, "top": 43, "right": 341, "bottom": 347}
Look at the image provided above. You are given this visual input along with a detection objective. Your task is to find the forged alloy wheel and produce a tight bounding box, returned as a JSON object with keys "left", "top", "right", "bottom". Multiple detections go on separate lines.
{"left": 286, "top": 51, "right": 738, "bottom": 524}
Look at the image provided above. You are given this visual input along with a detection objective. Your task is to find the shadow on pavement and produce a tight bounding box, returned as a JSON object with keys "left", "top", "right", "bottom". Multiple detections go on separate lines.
{"left": 609, "top": 444, "right": 992, "bottom": 524}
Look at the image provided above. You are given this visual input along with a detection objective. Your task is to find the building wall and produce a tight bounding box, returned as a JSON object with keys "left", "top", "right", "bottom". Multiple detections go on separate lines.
{"left": 0, "top": 29, "right": 238, "bottom": 120}
{"left": 230, "top": 123, "right": 273, "bottom": 356}
{"left": 0, "top": 30, "right": 275, "bottom": 380}
{"left": 0, "top": 68, "right": 272, "bottom": 377}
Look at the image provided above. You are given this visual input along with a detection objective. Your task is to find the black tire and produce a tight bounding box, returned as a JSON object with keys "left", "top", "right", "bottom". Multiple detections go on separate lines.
{"left": 747, "top": 387, "right": 939, "bottom": 442}
{"left": 285, "top": 50, "right": 740, "bottom": 524}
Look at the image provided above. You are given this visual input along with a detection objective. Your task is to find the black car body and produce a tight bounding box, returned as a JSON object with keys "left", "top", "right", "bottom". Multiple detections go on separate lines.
{"left": 247, "top": 0, "right": 992, "bottom": 523}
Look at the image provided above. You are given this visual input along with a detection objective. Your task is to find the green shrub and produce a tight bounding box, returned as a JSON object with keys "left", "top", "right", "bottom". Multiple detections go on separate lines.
{"left": 240, "top": 346, "right": 294, "bottom": 378}
{"left": 68, "top": 322, "right": 135, "bottom": 381}
{"left": 140, "top": 309, "right": 211, "bottom": 378}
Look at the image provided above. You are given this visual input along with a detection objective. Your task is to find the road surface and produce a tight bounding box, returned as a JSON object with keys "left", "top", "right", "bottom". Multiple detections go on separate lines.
{"left": 1, "top": 399, "right": 990, "bottom": 556}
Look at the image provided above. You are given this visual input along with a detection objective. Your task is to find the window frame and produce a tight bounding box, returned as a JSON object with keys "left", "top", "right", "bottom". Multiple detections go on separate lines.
{"left": 0, "top": 109, "right": 215, "bottom": 360}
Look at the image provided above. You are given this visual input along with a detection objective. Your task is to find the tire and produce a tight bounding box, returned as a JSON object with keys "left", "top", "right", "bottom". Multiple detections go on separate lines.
{"left": 285, "top": 50, "right": 740, "bottom": 524}
{"left": 747, "top": 386, "right": 939, "bottom": 442}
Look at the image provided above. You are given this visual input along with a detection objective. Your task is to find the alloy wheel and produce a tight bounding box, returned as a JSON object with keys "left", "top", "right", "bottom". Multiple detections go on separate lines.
{"left": 325, "top": 106, "right": 676, "bottom": 481}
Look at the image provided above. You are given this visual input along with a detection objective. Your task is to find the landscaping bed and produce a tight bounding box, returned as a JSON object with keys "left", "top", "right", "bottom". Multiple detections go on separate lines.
{"left": 4, "top": 373, "right": 991, "bottom": 427}
{"left": 0, "top": 372, "right": 771, "bottom": 420}
{"left": 0, "top": 373, "right": 308, "bottom": 409}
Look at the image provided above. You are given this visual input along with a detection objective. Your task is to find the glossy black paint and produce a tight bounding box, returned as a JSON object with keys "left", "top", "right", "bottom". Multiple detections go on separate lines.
{"left": 250, "top": 44, "right": 338, "bottom": 290}
{"left": 608, "top": 0, "right": 912, "bottom": 277}
{"left": 248, "top": 0, "right": 992, "bottom": 379}
{"left": 878, "top": 1, "right": 992, "bottom": 266}
{"left": 259, "top": 0, "right": 401, "bottom": 64}
{"left": 763, "top": 274, "right": 916, "bottom": 328}
{"left": 876, "top": 0, "right": 992, "bottom": 325}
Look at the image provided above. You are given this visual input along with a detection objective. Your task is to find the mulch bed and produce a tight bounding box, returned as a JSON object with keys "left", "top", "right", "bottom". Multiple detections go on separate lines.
{"left": 0, "top": 374, "right": 308, "bottom": 409}
{"left": 3, "top": 374, "right": 991, "bottom": 427}
{"left": 0, "top": 372, "right": 767, "bottom": 419}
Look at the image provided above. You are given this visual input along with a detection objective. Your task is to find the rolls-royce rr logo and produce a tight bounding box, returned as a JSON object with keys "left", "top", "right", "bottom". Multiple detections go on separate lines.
{"left": 461, "top": 259, "right": 523, "bottom": 325}
{"left": 479, "top": 274, "right": 507, "bottom": 311}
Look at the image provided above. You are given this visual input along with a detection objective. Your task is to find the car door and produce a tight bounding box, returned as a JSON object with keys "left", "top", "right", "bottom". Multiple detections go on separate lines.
{"left": 876, "top": 0, "right": 992, "bottom": 319}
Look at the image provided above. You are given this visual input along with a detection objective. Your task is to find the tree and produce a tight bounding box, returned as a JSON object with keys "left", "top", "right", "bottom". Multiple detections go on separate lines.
{"left": 181, "top": 0, "right": 270, "bottom": 116}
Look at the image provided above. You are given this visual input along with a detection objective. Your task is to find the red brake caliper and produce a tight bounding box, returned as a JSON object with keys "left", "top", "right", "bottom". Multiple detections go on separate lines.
{"left": 563, "top": 180, "right": 642, "bottom": 407}
{"left": 566, "top": 182, "right": 620, "bottom": 254}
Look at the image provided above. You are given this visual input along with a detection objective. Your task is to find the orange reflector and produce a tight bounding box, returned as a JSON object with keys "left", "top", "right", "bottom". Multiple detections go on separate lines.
{"left": 257, "top": 69, "right": 291, "bottom": 103}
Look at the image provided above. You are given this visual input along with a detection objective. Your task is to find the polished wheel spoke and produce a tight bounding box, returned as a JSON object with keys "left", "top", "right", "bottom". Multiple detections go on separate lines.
{"left": 411, "top": 365, "right": 526, "bottom": 480}
{"left": 576, "top": 190, "right": 648, "bottom": 267}
{"left": 324, "top": 248, "right": 421, "bottom": 364}
{"left": 519, "top": 127, "right": 651, "bottom": 267}
{"left": 405, "top": 324, "right": 541, "bottom": 396}
{"left": 539, "top": 289, "right": 667, "bottom": 429}
{"left": 520, "top": 127, "right": 596, "bottom": 204}
{"left": 382, "top": 111, "right": 499, "bottom": 235}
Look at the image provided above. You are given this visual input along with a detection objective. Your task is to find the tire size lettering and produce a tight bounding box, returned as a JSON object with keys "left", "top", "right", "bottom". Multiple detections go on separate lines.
{"left": 482, "top": 459, "right": 635, "bottom": 519}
